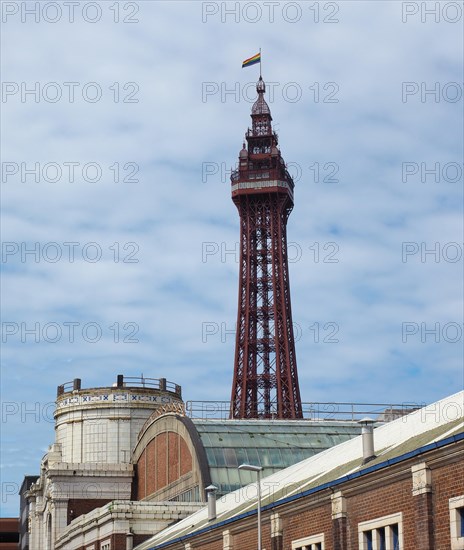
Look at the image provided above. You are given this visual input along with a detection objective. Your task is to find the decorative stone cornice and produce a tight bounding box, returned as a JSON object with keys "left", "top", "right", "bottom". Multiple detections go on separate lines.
{"left": 331, "top": 491, "right": 347, "bottom": 519}
{"left": 411, "top": 462, "right": 432, "bottom": 495}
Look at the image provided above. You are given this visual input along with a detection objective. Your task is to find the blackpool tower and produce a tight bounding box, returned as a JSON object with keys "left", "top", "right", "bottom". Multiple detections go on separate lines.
{"left": 230, "top": 76, "right": 303, "bottom": 419}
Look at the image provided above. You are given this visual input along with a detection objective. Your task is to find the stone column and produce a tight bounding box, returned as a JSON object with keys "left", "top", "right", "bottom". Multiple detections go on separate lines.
{"left": 52, "top": 498, "right": 69, "bottom": 547}
{"left": 28, "top": 498, "right": 41, "bottom": 550}
{"left": 223, "top": 529, "right": 233, "bottom": 550}
{"left": 270, "top": 512, "right": 283, "bottom": 550}
{"left": 411, "top": 462, "right": 434, "bottom": 550}
{"left": 331, "top": 491, "right": 347, "bottom": 550}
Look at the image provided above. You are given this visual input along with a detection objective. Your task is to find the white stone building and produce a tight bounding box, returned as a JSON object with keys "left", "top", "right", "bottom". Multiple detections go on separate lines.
{"left": 26, "top": 375, "right": 188, "bottom": 550}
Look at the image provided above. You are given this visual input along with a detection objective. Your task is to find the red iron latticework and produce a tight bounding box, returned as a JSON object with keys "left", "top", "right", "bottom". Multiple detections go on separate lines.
{"left": 230, "top": 77, "right": 303, "bottom": 419}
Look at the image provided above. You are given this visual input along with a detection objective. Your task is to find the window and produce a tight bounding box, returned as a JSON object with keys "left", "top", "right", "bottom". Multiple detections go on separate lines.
{"left": 358, "top": 513, "right": 402, "bottom": 550}
{"left": 100, "top": 540, "right": 111, "bottom": 550}
{"left": 460, "top": 508, "right": 464, "bottom": 538}
{"left": 292, "top": 533, "right": 324, "bottom": 550}
{"left": 449, "top": 495, "right": 464, "bottom": 550}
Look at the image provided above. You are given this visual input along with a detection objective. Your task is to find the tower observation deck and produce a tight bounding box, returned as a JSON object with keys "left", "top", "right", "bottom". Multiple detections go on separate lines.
{"left": 230, "top": 76, "right": 302, "bottom": 419}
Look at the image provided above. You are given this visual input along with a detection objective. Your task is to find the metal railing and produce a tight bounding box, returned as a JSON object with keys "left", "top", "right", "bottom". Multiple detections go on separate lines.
{"left": 184, "top": 401, "right": 423, "bottom": 422}
{"left": 57, "top": 375, "right": 182, "bottom": 397}
{"left": 231, "top": 167, "right": 294, "bottom": 186}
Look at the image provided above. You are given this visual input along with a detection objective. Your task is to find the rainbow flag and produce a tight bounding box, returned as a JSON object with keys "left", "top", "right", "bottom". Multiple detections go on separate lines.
{"left": 242, "top": 52, "right": 261, "bottom": 68}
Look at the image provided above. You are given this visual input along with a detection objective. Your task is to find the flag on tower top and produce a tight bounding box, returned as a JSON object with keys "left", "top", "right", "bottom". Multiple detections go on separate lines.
{"left": 242, "top": 52, "right": 261, "bottom": 68}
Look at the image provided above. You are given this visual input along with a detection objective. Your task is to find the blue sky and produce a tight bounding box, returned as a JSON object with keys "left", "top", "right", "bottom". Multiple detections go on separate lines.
{"left": 1, "top": 1, "right": 463, "bottom": 516}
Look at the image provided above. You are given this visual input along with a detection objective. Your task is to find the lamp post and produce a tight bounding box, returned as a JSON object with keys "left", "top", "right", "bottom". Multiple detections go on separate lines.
{"left": 238, "top": 463, "right": 263, "bottom": 550}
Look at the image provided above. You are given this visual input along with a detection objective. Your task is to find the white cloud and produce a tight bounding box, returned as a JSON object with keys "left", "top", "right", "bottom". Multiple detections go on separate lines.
{"left": 1, "top": 0, "right": 462, "bottom": 516}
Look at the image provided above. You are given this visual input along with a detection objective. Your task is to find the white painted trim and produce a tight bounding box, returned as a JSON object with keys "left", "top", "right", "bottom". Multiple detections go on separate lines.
{"left": 450, "top": 495, "right": 464, "bottom": 550}
{"left": 358, "top": 512, "right": 403, "bottom": 550}
{"left": 291, "top": 532, "right": 324, "bottom": 550}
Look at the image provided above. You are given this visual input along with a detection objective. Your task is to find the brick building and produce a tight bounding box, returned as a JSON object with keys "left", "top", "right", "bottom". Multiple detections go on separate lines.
{"left": 0, "top": 518, "right": 19, "bottom": 550}
{"left": 135, "top": 390, "right": 464, "bottom": 550}
{"left": 132, "top": 415, "right": 363, "bottom": 502}
{"left": 20, "top": 374, "right": 463, "bottom": 549}
{"left": 25, "top": 375, "right": 384, "bottom": 550}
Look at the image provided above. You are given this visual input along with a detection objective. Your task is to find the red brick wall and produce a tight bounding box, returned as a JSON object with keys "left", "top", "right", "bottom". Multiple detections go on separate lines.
{"left": 136, "top": 431, "right": 193, "bottom": 499}
{"left": 160, "top": 447, "right": 463, "bottom": 550}
{"left": 147, "top": 438, "right": 156, "bottom": 496}
{"left": 111, "top": 533, "right": 126, "bottom": 549}
{"left": 190, "top": 539, "right": 221, "bottom": 550}
{"left": 77, "top": 448, "right": 462, "bottom": 550}
{"left": 346, "top": 476, "right": 413, "bottom": 548}
{"left": 431, "top": 459, "right": 464, "bottom": 549}
{"left": 133, "top": 533, "right": 152, "bottom": 547}
{"left": 283, "top": 502, "right": 332, "bottom": 548}
{"left": 414, "top": 492, "right": 434, "bottom": 549}
{"left": 0, "top": 517, "right": 19, "bottom": 550}
{"left": 333, "top": 516, "right": 347, "bottom": 550}
{"left": 157, "top": 432, "right": 167, "bottom": 490}
{"left": 168, "top": 432, "right": 179, "bottom": 484}
{"left": 234, "top": 521, "right": 272, "bottom": 549}
{"left": 67, "top": 499, "right": 111, "bottom": 524}
{"left": 179, "top": 436, "right": 192, "bottom": 476}
{"left": 137, "top": 447, "right": 146, "bottom": 499}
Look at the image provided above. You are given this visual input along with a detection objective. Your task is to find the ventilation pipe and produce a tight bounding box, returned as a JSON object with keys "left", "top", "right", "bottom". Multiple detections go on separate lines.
{"left": 359, "top": 417, "right": 376, "bottom": 464}
{"left": 205, "top": 485, "right": 218, "bottom": 521}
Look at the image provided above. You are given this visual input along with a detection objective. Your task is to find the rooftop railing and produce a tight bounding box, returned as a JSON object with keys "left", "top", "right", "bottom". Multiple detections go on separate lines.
{"left": 184, "top": 401, "right": 422, "bottom": 422}
{"left": 57, "top": 375, "right": 182, "bottom": 398}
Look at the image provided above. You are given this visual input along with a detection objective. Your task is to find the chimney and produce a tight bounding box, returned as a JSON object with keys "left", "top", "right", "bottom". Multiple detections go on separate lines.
{"left": 359, "top": 417, "right": 376, "bottom": 464}
{"left": 205, "top": 485, "right": 218, "bottom": 521}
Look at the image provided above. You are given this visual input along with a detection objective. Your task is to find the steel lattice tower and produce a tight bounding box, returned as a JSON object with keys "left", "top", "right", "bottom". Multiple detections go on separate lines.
{"left": 230, "top": 76, "right": 303, "bottom": 419}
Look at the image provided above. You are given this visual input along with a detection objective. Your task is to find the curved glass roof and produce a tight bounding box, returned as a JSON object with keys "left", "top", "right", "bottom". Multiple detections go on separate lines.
{"left": 192, "top": 419, "right": 362, "bottom": 494}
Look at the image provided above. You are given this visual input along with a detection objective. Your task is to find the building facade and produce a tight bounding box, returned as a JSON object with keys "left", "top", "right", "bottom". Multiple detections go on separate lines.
{"left": 19, "top": 475, "right": 39, "bottom": 550}
{"left": 21, "top": 375, "right": 370, "bottom": 550}
{"left": 136, "top": 391, "right": 464, "bottom": 550}
{"left": 21, "top": 371, "right": 455, "bottom": 550}
{"left": 24, "top": 376, "right": 401, "bottom": 550}
{"left": 133, "top": 414, "right": 363, "bottom": 502}
{"left": 26, "top": 375, "right": 184, "bottom": 550}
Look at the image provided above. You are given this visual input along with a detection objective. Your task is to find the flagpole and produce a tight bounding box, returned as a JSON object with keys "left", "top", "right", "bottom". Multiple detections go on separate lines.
{"left": 259, "top": 48, "right": 262, "bottom": 78}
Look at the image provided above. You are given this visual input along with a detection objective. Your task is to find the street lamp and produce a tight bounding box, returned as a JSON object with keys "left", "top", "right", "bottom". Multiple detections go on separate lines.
{"left": 238, "top": 463, "right": 263, "bottom": 550}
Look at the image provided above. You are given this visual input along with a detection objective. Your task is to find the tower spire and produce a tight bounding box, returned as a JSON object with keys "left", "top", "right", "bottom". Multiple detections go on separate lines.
{"left": 230, "top": 77, "right": 303, "bottom": 419}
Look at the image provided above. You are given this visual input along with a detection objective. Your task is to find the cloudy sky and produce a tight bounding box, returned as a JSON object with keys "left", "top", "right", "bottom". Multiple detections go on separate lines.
{"left": 1, "top": 1, "right": 463, "bottom": 516}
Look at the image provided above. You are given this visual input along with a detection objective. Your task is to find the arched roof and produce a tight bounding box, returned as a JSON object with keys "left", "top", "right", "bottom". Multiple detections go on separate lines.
{"left": 192, "top": 419, "right": 361, "bottom": 494}
{"left": 133, "top": 413, "right": 362, "bottom": 499}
